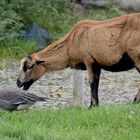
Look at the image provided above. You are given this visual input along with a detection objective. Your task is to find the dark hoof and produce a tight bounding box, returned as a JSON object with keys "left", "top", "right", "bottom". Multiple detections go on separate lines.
{"left": 88, "top": 104, "right": 99, "bottom": 109}
{"left": 88, "top": 105, "right": 93, "bottom": 109}
{"left": 133, "top": 97, "right": 140, "bottom": 104}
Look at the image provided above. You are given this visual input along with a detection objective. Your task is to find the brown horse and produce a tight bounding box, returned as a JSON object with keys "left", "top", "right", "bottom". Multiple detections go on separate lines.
{"left": 17, "top": 13, "right": 140, "bottom": 107}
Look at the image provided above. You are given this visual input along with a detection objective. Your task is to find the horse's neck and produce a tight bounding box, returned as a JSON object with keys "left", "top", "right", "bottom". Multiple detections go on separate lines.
{"left": 35, "top": 43, "right": 70, "bottom": 71}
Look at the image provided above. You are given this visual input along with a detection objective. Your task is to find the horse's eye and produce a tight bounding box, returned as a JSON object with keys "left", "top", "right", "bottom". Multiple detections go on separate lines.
{"left": 23, "top": 64, "right": 34, "bottom": 72}
{"left": 23, "top": 65, "right": 27, "bottom": 72}
{"left": 28, "top": 64, "right": 34, "bottom": 70}
{"left": 26, "top": 68, "right": 32, "bottom": 72}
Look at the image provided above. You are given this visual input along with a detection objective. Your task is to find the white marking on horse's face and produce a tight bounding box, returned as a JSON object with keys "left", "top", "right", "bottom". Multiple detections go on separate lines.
{"left": 20, "top": 58, "right": 26, "bottom": 71}
{"left": 18, "top": 72, "right": 26, "bottom": 83}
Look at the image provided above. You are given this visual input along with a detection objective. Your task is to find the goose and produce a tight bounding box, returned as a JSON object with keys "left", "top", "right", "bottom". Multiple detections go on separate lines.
{"left": 0, "top": 87, "right": 46, "bottom": 112}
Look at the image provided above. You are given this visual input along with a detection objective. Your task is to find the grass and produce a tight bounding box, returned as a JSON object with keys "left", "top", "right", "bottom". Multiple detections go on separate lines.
{"left": 0, "top": 104, "right": 139, "bottom": 140}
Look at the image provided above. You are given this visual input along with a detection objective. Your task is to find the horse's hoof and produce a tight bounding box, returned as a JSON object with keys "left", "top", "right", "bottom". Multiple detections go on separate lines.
{"left": 88, "top": 105, "right": 92, "bottom": 109}
{"left": 88, "top": 104, "right": 99, "bottom": 109}
{"left": 133, "top": 97, "right": 140, "bottom": 104}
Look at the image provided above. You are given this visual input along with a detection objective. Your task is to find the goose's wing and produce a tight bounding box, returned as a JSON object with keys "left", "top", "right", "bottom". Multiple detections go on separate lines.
{"left": 12, "top": 93, "right": 47, "bottom": 111}
{"left": 24, "top": 93, "right": 47, "bottom": 102}
{"left": 0, "top": 88, "right": 46, "bottom": 107}
{"left": 10, "top": 93, "right": 46, "bottom": 105}
{"left": 0, "top": 99, "right": 17, "bottom": 111}
{"left": 10, "top": 97, "right": 34, "bottom": 111}
{"left": 0, "top": 88, "right": 30, "bottom": 104}
{"left": 0, "top": 89, "right": 22, "bottom": 101}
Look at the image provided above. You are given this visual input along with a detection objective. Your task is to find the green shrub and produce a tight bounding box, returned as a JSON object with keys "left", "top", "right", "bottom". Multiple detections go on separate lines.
{"left": 0, "top": 0, "right": 24, "bottom": 41}
{"left": 0, "top": 0, "right": 69, "bottom": 41}
{"left": 0, "top": 38, "right": 37, "bottom": 59}
{"left": 0, "top": 0, "right": 122, "bottom": 61}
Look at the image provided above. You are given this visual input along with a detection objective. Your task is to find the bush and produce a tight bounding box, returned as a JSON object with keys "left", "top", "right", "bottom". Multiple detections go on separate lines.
{"left": 0, "top": 38, "right": 37, "bottom": 59}
{"left": 0, "top": 0, "right": 24, "bottom": 41}
{"left": 0, "top": 0, "right": 69, "bottom": 41}
{"left": 0, "top": 0, "right": 122, "bottom": 61}
{"left": 0, "top": 0, "right": 70, "bottom": 60}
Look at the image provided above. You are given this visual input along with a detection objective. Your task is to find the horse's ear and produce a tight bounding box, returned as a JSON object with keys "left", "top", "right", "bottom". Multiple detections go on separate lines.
{"left": 36, "top": 60, "right": 45, "bottom": 65}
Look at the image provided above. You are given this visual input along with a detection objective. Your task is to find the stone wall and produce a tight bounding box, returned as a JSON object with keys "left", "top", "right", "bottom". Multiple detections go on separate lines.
{"left": 81, "top": 0, "right": 140, "bottom": 11}
{"left": 116, "top": 0, "right": 140, "bottom": 11}
{"left": 81, "top": 0, "right": 107, "bottom": 8}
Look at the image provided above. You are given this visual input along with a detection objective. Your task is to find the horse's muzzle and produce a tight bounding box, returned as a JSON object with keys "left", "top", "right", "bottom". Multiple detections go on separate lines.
{"left": 17, "top": 79, "right": 35, "bottom": 90}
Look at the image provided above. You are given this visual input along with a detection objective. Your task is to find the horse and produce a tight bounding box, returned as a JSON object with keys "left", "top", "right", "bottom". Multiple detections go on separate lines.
{"left": 17, "top": 13, "right": 140, "bottom": 107}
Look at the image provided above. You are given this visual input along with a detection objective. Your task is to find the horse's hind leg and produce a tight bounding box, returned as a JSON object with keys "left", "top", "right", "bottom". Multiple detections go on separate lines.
{"left": 132, "top": 67, "right": 140, "bottom": 103}
{"left": 134, "top": 89, "right": 140, "bottom": 103}
{"left": 127, "top": 49, "right": 140, "bottom": 103}
{"left": 132, "top": 62, "right": 140, "bottom": 103}
{"left": 132, "top": 66, "right": 140, "bottom": 103}
{"left": 83, "top": 53, "right": 101, "bottom": 108}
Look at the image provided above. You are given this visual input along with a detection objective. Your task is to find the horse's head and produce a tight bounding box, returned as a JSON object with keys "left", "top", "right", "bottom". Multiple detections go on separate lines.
{"left": 17, "top": 55, "right": 45, "bottom": 90}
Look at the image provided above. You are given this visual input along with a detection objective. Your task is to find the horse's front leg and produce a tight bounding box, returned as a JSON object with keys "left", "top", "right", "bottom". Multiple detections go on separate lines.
{"left": 89, "top": 64, "right": 101, "bottom": 108}
{"left": 85, "top": 60, "right": 101, "bottom": 108}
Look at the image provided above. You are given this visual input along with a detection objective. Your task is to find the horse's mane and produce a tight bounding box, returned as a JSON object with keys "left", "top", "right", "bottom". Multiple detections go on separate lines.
{"left": 40, "top": 20, "right": 100, "bottom": 54}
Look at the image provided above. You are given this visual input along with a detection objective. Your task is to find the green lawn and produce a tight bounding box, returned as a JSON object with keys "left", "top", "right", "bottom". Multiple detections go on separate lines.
{"left": 0, "top": 104, "right": 139, "bottom": 140}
